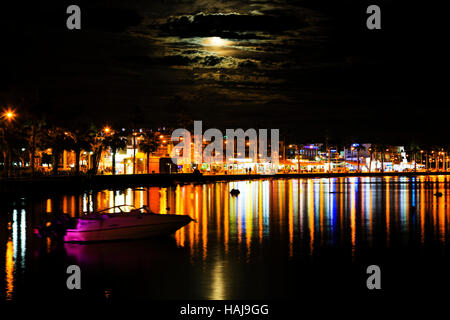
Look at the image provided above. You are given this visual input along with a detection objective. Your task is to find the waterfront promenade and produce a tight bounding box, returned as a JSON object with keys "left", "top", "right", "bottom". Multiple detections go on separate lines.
{"left": 2, "top": 171, "right": 450, "bottom": 194}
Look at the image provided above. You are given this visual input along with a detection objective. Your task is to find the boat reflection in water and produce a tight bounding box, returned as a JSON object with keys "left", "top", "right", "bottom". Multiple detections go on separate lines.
{"left": 2, "top": 176, "right": 450, "bottom": 301}
{"left": 64, "top": 237, "right": 187, "bottom": 272}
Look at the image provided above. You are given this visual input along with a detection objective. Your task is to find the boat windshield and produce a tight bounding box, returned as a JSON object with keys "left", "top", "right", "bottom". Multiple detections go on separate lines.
{"left": 81, "top": 205, "right": 152, "bottom": 215}
{"left": 97, "top": 205, "right": 139, "bottom": 214}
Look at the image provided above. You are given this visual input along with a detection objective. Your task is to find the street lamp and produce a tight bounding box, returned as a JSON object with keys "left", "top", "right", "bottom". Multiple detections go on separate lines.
{"left": 1, "top": 108, "right": 18, "bottom": 178}
{"left": 420, "top": 150, "right": 424, "bottom": 169}
{"left": 2, "top": 109, "right": 16, "bottom": 122}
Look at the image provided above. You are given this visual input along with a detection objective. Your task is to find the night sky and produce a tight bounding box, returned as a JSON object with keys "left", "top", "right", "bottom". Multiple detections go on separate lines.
{"left": 0, "top": 1, "right": 447, "bottom": 144}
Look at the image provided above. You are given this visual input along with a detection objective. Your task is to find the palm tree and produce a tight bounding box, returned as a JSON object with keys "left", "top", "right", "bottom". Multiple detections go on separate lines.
{"left": 87, "top": 124, "right": 106, "bottom": 175}
{"left": 1, "top": 122, "right": 25, "bottom": 177}
{"left": 427, "top": 146, "right": 438, "bottom": 171}
{"left": 27, "top": 121, "right": 45, "bottom": 176}
{"left": 423, "top": 146, "right": 431, "bottom": 171}
{"left": 64, "top": 127, "right": 91, "bottom": 175}
{"left": 368, "top": 146, "right": 374, "bottom": 172}
{"left": 409, "top": 143, "right": 421, "bottom": 172}
{"left": 21, "top": 113, "right": 46, "bottom": 176}
{"left": 432, "top": 147, "right": 444, "bottom": 171}
{"left": 1, "top": 108, "right": 20, "bottom": 177}
{"left": 138, "top": 131, "right": 158, "bottom": 173}
{"left": 319, "top": 139, "right": 334, "bottom": 173}
{"left": 380, "top": 145, "right": 387, "bottom": 173}
{"left": 355, "top": 144, "right": 366, "bottom": 172}
{"left": 342, "top": 141, "right": 352, "bottom": 163}
{"left": 132, "top": 131, "right": 138, "bottom": 174}
{"left": 295, "top": 143, "right": 304, "bottom": 173}
{"left": 103, "top": 131, "right": 127, "bottom": 175}
{"left": 42, "top": 127, "right": 73, "bottom": 175}
{"left": 0, "top": 121, "right": 13, "bottom": 177}
{"left": 373, "top": 144, "right": 387, "bottom": 172}
{"left": 22, "top": 95, "right": 49, "bottom": 176}
{"left": 444, "top": 145, "right": 450, "bottom": 171}
{"left": 75, "top": 133, "right": 91, "bottom": 175}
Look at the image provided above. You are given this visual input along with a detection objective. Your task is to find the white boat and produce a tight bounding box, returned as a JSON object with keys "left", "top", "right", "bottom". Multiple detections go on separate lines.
{"left": 36, "top": 205, "right": 194, "bottom": 243}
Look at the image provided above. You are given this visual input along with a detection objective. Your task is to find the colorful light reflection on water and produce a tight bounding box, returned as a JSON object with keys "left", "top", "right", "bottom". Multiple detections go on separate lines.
{"left": 1, "top": 175, "right": 450, "bottom": 301}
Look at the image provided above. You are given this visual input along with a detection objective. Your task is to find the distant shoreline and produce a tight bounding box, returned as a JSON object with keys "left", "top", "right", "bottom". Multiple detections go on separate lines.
{"left": 1, "top": 171, "right": 450, "bottom": 194}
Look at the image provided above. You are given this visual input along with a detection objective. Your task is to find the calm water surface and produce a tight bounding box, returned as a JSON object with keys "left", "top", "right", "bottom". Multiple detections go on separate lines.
{"left": 1, "top": 176, "right": 450, "bottom": 302}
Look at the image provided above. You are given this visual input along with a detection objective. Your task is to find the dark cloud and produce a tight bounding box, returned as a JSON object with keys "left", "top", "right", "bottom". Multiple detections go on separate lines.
{"left": 238, "top": 60, "right": 258, "bottom": 69}
{"left": 161, "top": 55, "right": 201, "bottom": 66}
{"left": 160, "top": 13, "right": 307, "bottom": 38}
{"left": 202, "top": 56, "right": 224, "bottom": 66}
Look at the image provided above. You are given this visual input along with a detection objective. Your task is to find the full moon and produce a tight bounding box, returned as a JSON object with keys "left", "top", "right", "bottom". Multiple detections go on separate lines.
{"left": 203, "top": 36, "right": 230, "bottom": 47}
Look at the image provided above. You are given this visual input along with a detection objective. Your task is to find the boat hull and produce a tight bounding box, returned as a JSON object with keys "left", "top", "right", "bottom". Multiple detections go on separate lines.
{"left": 63, "top": 214, "right": 192, "bottom": 243}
